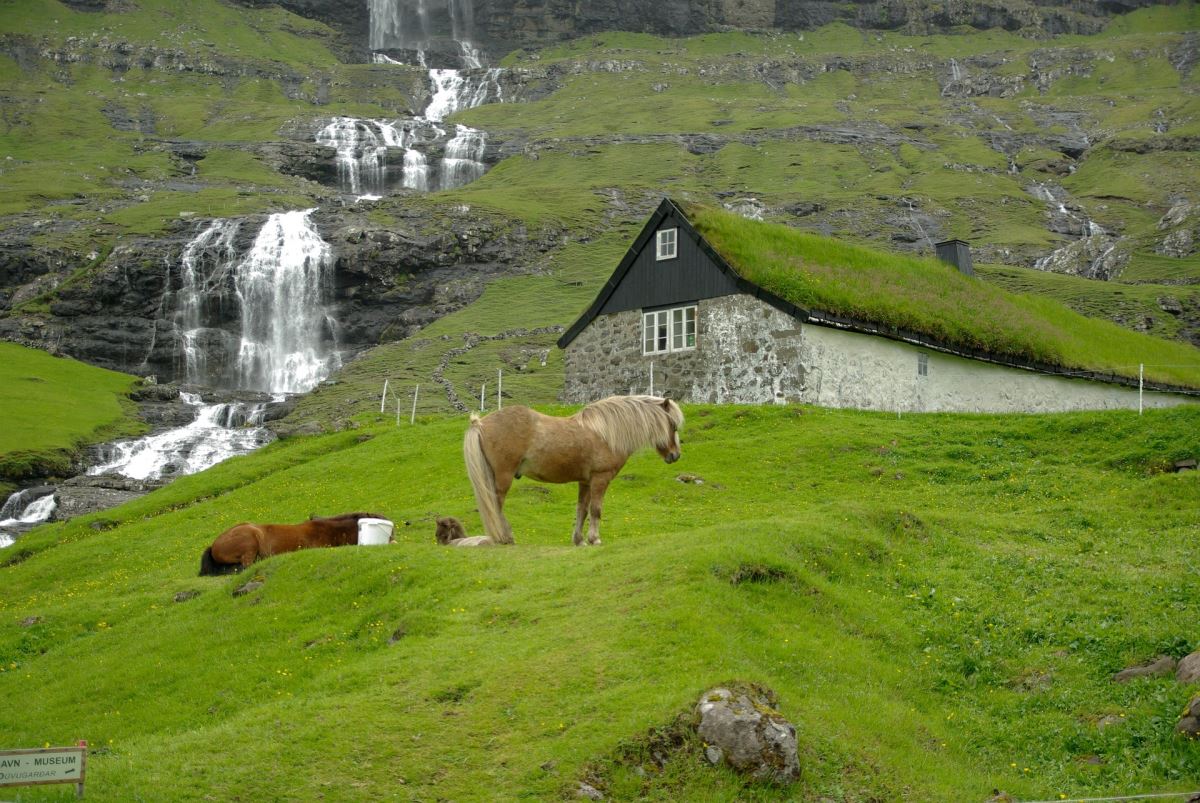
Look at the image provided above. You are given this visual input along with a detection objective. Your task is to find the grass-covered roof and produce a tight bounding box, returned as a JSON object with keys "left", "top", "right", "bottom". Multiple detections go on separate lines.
{"left": 682, "top": 202, "right": 1200, "bottom": 391}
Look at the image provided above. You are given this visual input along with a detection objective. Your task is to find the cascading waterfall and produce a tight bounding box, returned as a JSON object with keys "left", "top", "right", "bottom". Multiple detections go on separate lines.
{"left": 0, "top": 490, "right": 57, "bottom": 546}
{"left": 173, "top": 212, "right": 340, "bottom": 392}
{"left": 176, "top": 218, "right": 241, "bottom": 385}
{"left": 403, "top": 147, "right": 430, "bottom": 191}
{"left": 327, "top": 0, "right": 498, "bottom": 196}
{"left": 87, "top": 393, "right": 271, "bottom": 481}
{"left": 369, "top": 0, "right": 478, "bottom": 57}
{"left": 235, "top": 210, "right": 340, "bottom": 394}
{"left": 316, "top": 117, "right": 398, "bottom": 195}
{"left": 1027, "top": 182, "right": 1119, "bottom": 275}
{"left": 86, "top": 212, "right": 340, "bottom": 485}
{"left": 425, "top": 66, "right": 502, "bottom": 122}
{"left": 439, "top": 124, "right": 489, "bottom": 190}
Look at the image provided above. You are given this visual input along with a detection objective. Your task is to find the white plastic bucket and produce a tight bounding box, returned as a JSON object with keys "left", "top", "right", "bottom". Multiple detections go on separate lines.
{"left": 357, "top": 517, "right": 394, "bottom": 546}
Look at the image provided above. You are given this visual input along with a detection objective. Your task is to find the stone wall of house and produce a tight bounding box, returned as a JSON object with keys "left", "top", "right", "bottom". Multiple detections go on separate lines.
{"left": 561, "top": 295, "right": 806, "bottom": 404}
{"left": 562, "top": 294, "right": 1199, "bottom": 412}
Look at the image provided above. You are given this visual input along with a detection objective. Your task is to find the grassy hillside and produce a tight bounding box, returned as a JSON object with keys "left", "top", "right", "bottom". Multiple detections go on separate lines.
{"left": 0, "top": 342, "right": 141, "bottom": 490}
{"left": 1, "top": 404, "right": 1198, "bottom": 800}
{"left": 3, "top": 2, "right": 1198, "bottom": 355}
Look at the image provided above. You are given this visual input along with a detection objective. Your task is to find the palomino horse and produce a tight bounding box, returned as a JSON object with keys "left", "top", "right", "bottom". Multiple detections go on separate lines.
{"left": 463, "top": 395, "right": 683, "bottom": 545}
{"left": 199, "top": 512, "right": 386, "bottom": 575}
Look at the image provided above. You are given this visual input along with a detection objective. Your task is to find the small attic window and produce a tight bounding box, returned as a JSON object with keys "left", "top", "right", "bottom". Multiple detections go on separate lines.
{"left": 656, "top": 228, "right": 678, "bottom": 261}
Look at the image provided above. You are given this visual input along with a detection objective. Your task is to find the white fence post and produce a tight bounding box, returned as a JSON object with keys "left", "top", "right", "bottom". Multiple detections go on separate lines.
{"left": 1139, "top": 363, "right": 1144, "bottom": 415}
{"left": 411, "top": 384, "right": 419, "bottom": 424}
{"left": 480, "top": 383, "right": 486, "bottom": 412}
{"left": 380, "top": 379, "right": 389, "bottom": 414}
{"left": 498, "top": 369, "right": 503, "bottom": 410}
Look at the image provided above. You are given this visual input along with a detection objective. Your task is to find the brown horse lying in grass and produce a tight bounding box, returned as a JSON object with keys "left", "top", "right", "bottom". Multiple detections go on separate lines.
{"left": 199, "top": 512, "right": 386, "bottom": 576}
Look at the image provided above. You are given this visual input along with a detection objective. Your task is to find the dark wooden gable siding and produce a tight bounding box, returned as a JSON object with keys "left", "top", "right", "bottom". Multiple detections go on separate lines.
{"left": 598, "top": 208, "right": 739, "bottom": 315}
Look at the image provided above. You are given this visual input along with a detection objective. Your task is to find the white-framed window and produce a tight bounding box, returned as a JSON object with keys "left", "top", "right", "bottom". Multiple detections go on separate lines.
{"left": 643, "top": 305, "right": 696, "bottom": 355}
{"left": 917, "top": 352, "right": 928, "bottom": 377}
{"left": 655, "top": 228, "right": 678, "bottom": 261}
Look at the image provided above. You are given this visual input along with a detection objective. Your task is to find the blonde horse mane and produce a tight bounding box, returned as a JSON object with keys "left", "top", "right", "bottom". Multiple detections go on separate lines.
{"left": 575, "top": 395, "right": 683, "bottom": 457}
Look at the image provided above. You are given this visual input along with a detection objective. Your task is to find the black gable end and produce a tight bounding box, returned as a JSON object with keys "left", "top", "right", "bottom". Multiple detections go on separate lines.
{"left": 598, "top": 207, "right": 739, "bottom": 315}
{"left": 558, "top": 198, "right": 743, "bottom": 348}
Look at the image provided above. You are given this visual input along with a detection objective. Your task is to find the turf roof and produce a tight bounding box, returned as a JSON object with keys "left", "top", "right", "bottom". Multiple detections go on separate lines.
{"left": 564, "top": 198, "right": 1200, "bottom": 392}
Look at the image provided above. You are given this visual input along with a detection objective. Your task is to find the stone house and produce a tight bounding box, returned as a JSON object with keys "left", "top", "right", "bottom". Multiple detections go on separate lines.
{"left": 558, "top": 198, "right": 1199, "bottom": 412}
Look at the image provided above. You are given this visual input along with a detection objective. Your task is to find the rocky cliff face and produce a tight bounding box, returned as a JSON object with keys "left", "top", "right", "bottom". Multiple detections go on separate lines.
{"left": 226, "top": 0, "right": 1173, "bottom": 62}
{"left": 0, "top": 206, "right": 562, "bottom": 381}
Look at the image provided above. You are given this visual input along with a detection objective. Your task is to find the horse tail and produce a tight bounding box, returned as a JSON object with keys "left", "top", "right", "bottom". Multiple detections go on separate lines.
{"left": 199, "top": 545, "right": 243, "bottom": 576}
{"left": 463, "top": 415, "right": 512, "bottom": 545}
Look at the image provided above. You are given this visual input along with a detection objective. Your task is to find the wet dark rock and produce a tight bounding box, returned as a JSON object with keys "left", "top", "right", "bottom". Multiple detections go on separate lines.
{"left": 52, "top": 474, "right": 164, "bottom": 521}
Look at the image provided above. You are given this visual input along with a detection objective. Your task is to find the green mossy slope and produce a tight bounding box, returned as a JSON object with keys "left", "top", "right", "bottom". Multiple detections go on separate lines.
{"left": 2, "top": 405, "right": 1198, "bottom": 800}
{"left": 0, "top": 343, "right": 141, "bottom": 488}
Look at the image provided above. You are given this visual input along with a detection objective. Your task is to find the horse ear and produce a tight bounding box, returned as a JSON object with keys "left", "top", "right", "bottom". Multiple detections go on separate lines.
{"left": 661, "top": 398, "right": 671, "bottom": 411}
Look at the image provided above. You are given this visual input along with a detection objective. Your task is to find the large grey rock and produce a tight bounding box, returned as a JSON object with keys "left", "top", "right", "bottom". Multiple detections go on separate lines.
{"left": 1177, "top": 651, "right": 1200, "bottom": 685}
{"left": 696, "top": 684, "right": 799, "bottom": 785}
{"left": 53, "top": 475, "right": 164, "bottom": 520}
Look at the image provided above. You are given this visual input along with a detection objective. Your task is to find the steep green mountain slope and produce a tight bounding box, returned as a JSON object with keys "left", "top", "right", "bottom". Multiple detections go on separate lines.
{"left": 2, "top": 2, "right": 1199, "bottom": 401}
{"left": 2, "top": 405, "right": 1198, "bottom": 800}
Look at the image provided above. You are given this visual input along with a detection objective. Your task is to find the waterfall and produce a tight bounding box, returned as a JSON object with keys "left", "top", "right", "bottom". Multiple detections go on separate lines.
{"left": 175, "top": 218, "right": 241, "bottom": 385}
{"left": 403, "top": 148, "right": 430, "bottom": 191}
{"left": 83, "top": 211, "right": 340, "bottom": 486}
{"left": 440, "top": 124, "right": 488, "bottom": 190}
{"left": 369, "top": 0, "right": 479, "bottom": 58}
{"left": 344, "top": 0, "right": 501, "bottom": 196}
{"left": 88, "top": 393, "right": 271, "bottom": 481}
{"left": 235, "top": 210, "right": 340, "bottom": 394}
{"left": 0, "top": 491, "right": 57, "bottom": 547}
{"left": 174, "top": 212, "right": 340, "bottom": 393}
{"left": 316, "top": 117, "right": 401, "bottom": 195}
{"left": 426, "top": 67, "right": 501, "bottom": 122}
{"left": 0, "top": 492, "right": 56, "bottom": 524}
{"left": 316, "top": 117, "right": 452, "bottom": 196}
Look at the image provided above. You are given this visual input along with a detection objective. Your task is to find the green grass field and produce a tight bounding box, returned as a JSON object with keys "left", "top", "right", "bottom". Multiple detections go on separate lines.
{"left": 0, "top": 343, "right": 141, "bottom": 490}
{"left": 1, "top": 404, "right": 1198, "bottom": 800}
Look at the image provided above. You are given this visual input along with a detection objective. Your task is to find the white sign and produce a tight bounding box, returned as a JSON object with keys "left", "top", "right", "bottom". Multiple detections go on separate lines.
{"left": 0, "top": 746, "right": 86, "bottom": 789}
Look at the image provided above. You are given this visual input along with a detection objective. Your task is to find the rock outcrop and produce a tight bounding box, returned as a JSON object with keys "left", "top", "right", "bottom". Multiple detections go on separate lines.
{"left": 695, "top": 683, "right": 800, "bottom": 785}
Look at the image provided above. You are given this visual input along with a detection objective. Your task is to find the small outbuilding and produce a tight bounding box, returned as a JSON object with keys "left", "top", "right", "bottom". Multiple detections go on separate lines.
{"left": 557, "top": 198, "right": 1200, "bottom": 412}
